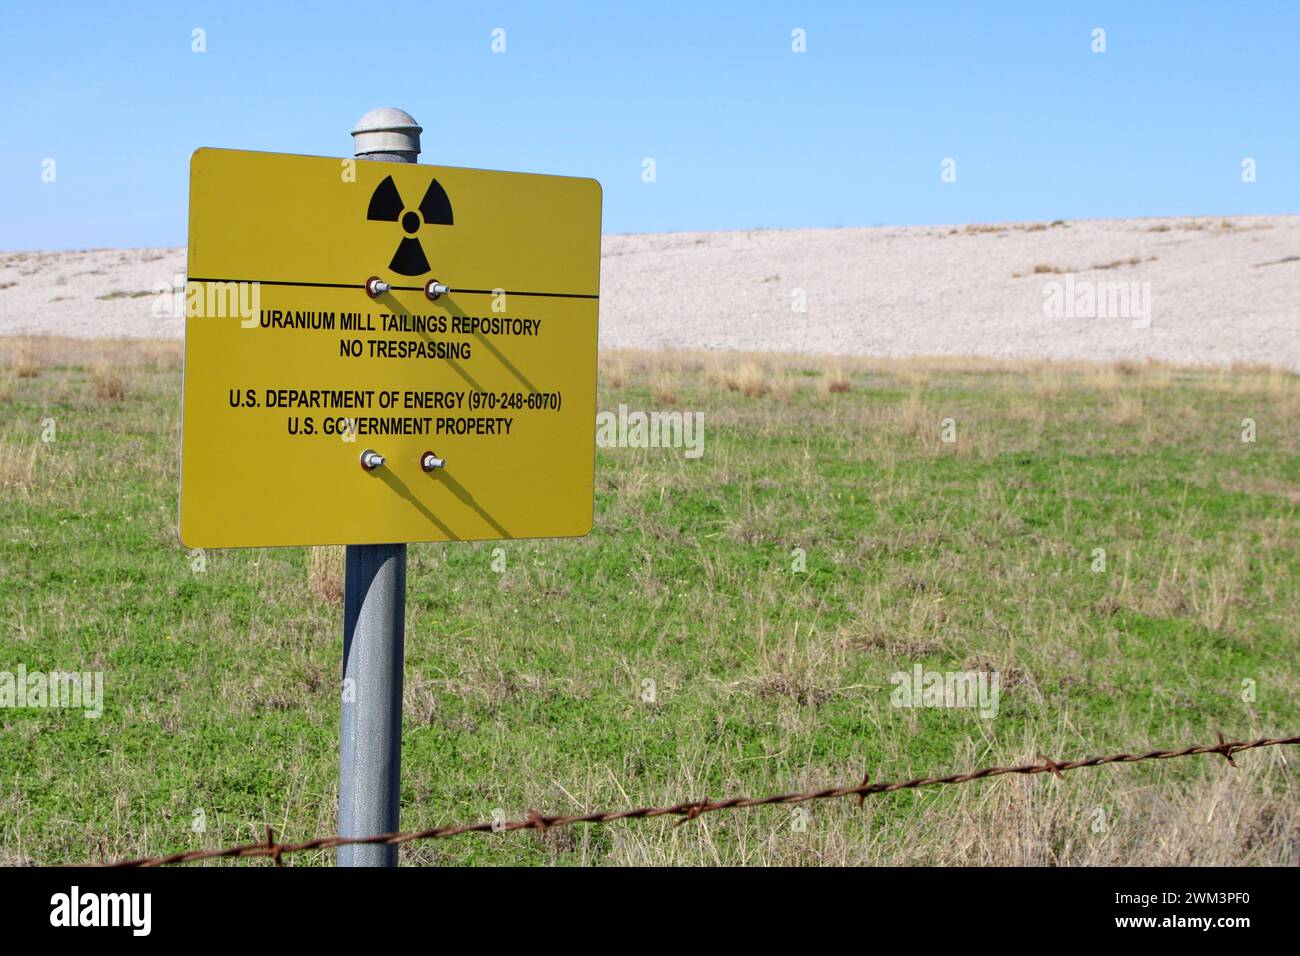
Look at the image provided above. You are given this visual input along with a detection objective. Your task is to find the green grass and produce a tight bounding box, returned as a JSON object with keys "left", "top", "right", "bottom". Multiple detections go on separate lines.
{"left": 1, "top": 340, "right": 1297, "bottom": 865}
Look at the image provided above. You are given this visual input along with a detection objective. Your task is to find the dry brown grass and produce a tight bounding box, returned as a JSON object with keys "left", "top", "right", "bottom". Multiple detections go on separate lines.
{"left": 768, "top": 371, "right": 799, "bottom": 402}
{"left": 1108, "top": 393, "right": 1145, "bottom": 426}
{"left": 1091, "top": 255, "right": 1152, "bottom": 270}
{"left": 0, "top": 335, "right": 181, "bottom": 373}
{"left": 7, "top": 339, "right": 1281, "bottom": 416}
{"left": 1121, "top": 541, "right": 1251, "bottom": 637}
{"left": 0, "top": 440, "right": 39, "bottom": 495}
{"left": 307, "top": 546, "right": 345, "bottom": 606}
{"left": 820, "top": 366, "right": 851, "bottom": 395}
{"left": 1083, "top": 365, "right": 1122, "bottom": 390}
{"left": 873, "top": 387, "right": 935, "bottom": 442}
{"left": 702, "top": 357, "right": 728, "bottom": 392}
{"left": 11, "top": 343, "right": 40, "bottom": 379}
{"left": 601, "top": 735, "right": 1299, "bottom": 866}
{"left": 90, "top": 363, "right": 127, "bottom": 402}
{"left": 722, "top": 362, "right": 769, "bottom": 397}
{"left": 736, "top": 623, "right": 845, "bottom": 710}
{"left": 649, "top": 369, "right": 678, "bottom": 404}
{"left": 600, "top": 357, "right": 629, "bottom": 389}
{"left": 1177, "top": 218, "right": 1240, "bottom": 233}
{"left": 0, "top": 430, "right": 88, "bottom": 510}
{"left": 598, "top": 349, "right": 1292, "bottom": 389}
{"left": 847, "top": 576, "right": 950, "bottom": 660}
{"left": 138, "top": 339, "right": 184, "bottom": 372}
{"left": 1007, "top": 395, "right": 1049, "bottom": 427}
{"left": 1031, "top": 367, "right": 1067, "bottom": 400}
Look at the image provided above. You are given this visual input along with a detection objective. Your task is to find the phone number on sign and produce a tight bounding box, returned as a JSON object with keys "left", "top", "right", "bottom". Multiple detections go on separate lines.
{"left": 468, "top": 391, "right": 563, "bottom": 412}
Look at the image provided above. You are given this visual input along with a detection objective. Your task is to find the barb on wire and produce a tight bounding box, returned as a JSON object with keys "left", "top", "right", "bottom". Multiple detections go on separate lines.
{"left": 99, "top": 733, "right": 1297, "bottom": 868}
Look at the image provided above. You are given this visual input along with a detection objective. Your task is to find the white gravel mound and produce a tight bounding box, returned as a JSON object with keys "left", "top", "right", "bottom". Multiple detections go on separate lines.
{"left": 2, "top": 216, "right": 1297, "bottom": 369}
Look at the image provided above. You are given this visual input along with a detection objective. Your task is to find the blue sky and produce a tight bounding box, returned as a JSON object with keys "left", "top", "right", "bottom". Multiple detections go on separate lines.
{"left": 2, "top": 1, "right": 1296, "bottom": 250}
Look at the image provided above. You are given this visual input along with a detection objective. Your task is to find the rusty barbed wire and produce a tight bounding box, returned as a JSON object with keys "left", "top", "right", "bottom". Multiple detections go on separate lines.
{"left": 100, "top": 732, "right": 1297, "bottom": 867}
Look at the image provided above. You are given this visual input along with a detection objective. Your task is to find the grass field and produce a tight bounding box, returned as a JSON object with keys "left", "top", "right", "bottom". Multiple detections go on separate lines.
{"left": 1, "top": 336, "right": 1297, "bottom": 866}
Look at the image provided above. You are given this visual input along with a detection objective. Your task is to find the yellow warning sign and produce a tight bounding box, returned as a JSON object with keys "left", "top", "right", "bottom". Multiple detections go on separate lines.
{"left": 179, "top": 148, "right": 602, "bottom": 548}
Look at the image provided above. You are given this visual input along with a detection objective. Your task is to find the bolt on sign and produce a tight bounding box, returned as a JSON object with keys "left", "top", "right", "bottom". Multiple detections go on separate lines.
{"left": 179, "top": 148, "right": 602, "bottom": 547}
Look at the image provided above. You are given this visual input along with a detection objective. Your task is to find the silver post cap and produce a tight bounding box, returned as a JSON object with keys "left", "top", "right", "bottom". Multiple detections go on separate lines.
{"left": 351, "top": 108, "right": 422, "bottom": 159}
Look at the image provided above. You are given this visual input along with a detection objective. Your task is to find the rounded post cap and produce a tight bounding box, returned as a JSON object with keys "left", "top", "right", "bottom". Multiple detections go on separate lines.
{"left": 351, "top": 108, "right": 422, "bottom": 157}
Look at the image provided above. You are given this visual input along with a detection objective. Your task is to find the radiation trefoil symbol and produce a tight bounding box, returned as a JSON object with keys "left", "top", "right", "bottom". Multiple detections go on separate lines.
{"left": 366, "top": 174, "right": 453, "bottom": 276}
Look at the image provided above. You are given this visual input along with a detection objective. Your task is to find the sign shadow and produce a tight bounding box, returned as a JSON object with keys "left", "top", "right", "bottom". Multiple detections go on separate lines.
{"left": 374, "top": 291, "right": 485, "bottom": 393}
{"left": 373, "top": 468, "right": 461, "bottom": 541}
{"left": 439, "top": 295, "right": 539, "bottom": 395}
{"left": 427, "top": 467, "right": 511, "bottom": 539}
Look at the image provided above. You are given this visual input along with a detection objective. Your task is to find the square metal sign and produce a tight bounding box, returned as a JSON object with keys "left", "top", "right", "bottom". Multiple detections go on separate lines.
{"left": 179, "top": 148, "right": 601, "bottom": 548}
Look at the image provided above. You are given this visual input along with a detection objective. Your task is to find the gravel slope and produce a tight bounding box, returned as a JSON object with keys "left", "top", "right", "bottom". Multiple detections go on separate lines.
{"left": 2, "top": 215, "right": 1297, "bottom": 368}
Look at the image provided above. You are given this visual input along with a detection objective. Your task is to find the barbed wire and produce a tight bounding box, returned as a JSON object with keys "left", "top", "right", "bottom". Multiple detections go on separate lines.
{"left": 101, "top": 732, "right": 1297, "bottom": 867}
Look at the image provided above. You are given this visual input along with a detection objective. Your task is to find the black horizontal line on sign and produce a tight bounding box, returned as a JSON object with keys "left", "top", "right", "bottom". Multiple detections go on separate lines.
{"left": 187, "top": 277, "right": 599, "bottom": 300}
{"left": 442, "top": 288, "right": 600, "bottom": 300}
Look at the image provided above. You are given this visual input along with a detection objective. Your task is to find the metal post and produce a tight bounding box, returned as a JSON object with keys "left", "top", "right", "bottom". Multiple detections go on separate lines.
{"left": 338, "top": 108, "right": 422, "bottom": 866}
